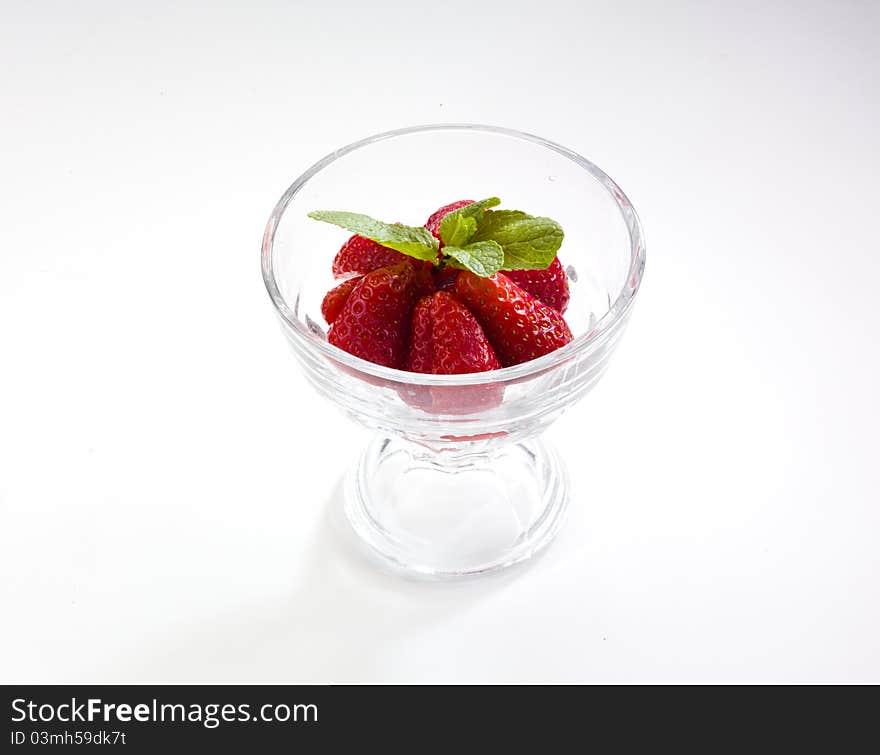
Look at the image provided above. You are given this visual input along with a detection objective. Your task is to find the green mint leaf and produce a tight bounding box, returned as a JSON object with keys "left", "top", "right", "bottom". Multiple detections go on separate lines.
{"left": 438, "top": 213, "right": 477, "bottom": 247}
{"left": 443, "top": 240, "right": 504, "bottom": 277}
{"left": 451, "top": 196, "right": 501, "bottom": 221}
{"left": 471, "top": 210, "right": 563, "bottom": 270}
{"left": 436, "top": 196, "right": 500, "bottom": 247}
{"left": 308, "top": 210, "right": 439, "bottom": 261}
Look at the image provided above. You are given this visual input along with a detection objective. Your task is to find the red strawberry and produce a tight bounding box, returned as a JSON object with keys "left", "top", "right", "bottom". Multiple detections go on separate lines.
{"left": 328, "top": 262, "right": 418, "bottom": 369}
{"left": 454, "top": 271, "right": 573, "bottom": 367}
{"left": 406, "top": 297, "right": 434, "bottom": 374}
{"left": 425, "top": 200, "right": 474, "bottom": 241}
{"left": 406, "top": 291, "right": 500, "bottom": 374}
{"left": 321, "top": 276, "right": 362, "bottom": 325}
{"left": 505, "top": 256, "right": 570, "bottom": 314}
{"left": 401, "top": 291, "right": 503, "bottom": 414}
{"left": 332, "top": 234, "right": 412, "bottom": 278}
{"left": 413, "top": 264, "right": 436, "bottom": 299}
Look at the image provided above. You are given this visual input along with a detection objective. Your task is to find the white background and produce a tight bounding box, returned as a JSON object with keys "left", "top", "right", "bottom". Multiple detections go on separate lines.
{"left": 2, "top": 0, "right": 878, "bottom": 683}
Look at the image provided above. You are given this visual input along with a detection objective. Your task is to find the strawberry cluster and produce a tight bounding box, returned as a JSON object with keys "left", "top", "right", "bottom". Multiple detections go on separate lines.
{"left": 319, "top": 201, "right": 573, "bottom": 374}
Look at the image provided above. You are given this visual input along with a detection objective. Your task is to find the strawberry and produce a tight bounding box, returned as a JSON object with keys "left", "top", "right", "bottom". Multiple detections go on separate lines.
{"left": 413, "top": 264, "right": 436, "bottom": 299}
{"left": 425, "top": 200, "right": 474, "bottom": 241}
{"left": 328, "top": 262, "right": 418, "bottom": 369}
{"left": 332, "top": 234, "right": 412, "bottom": 278}
{"left": 320, "top": 275, "right": 362, "bottom": 325}
{"left": 406, "top": 291, "right": 500, "bottom": 374}
{"left": 401, "top": 291, "right": 503, "bottom": 414}
{"left": 505, "top": 256, "right": 570, "bottom": 314}
{"left": 454, "top": 271, "right": 573, "bottom": 367}
{"left": 406, "top": 297, "right": 434, "bottom": 374}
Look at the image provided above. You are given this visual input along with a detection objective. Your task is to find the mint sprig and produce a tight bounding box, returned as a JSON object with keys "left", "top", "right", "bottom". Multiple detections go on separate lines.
{"left": 438, "top": 213, "right": 477, "bottom": 248}
{"left": 444, "top": 197, "right": 501, "bottom": 222}
{"left": 308, "top": 197, "right": 563, "bottom": 277}
{"left": 444, "top": 240, "right": 504, "bottom": 277}
{"left": 471, "top": 210, "right": 563, "bottom": 270}
{"left": 307, "top": 210, "right": 438, "bottom": 261}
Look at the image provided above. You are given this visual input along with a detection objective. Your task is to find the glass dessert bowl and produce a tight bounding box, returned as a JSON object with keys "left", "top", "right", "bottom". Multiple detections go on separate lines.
{"left": 261, "top": 124, "right": 645, "bottom": 577}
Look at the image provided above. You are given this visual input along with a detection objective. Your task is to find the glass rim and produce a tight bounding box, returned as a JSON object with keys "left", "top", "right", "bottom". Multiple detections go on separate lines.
{"left": 261, "top": 123, "right": 646, "bottom": 387}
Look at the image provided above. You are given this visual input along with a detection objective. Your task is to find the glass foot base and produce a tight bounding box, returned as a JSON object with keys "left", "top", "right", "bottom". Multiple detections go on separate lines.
{"left": 344, "top": 436, "right": 569, "bottom": 577}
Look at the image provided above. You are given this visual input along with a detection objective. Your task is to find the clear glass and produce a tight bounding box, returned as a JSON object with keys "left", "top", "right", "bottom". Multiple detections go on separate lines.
{"left": 262, "top": 125, "right": 645, "bottom": 577}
